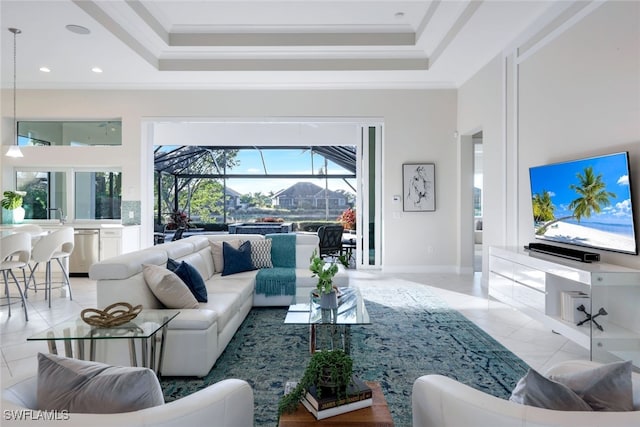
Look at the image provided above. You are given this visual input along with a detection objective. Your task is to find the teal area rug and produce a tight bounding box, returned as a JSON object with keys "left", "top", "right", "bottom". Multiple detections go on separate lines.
{"left": 161, "top": 285, "right": 529, "bottom": 426}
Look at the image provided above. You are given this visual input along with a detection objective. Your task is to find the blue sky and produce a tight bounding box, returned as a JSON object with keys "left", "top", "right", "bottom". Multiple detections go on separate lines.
{"left": 163, "top": 146, "right": 356, "bottom": 194}
{"left": 156, "top": 147, "right": 356, "bottom": 195}
{"left": 529, "top": 152, "right": 633, "bottom": 224}
{"left": 230, "top": 149, "right": 355, "bottom": 194}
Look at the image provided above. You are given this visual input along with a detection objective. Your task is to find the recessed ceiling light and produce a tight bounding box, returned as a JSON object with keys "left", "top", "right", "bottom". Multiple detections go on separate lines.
{"left": 91, "top": 67, "right": 103, "bottom": 73}
{"left": 66, "top": 24, "right": 90, "bottom": 35}
{"left": 39, "top": 67, "right": 51, "bottom": 73}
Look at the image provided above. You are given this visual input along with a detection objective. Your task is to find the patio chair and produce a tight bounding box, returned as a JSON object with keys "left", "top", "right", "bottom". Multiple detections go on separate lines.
{"left": 171, "top": 227, "right": 186, "bottom": 241}
{"left": 317, "top": 225, "right": 344, "bottom": 260}
{"left": 153, "top": 223, "right": 166, "bottom": 245}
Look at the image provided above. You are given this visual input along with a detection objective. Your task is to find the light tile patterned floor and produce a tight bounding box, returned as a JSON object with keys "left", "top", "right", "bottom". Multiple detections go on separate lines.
{"left": 1, "top": 270, "right": 589, "bottom": 386}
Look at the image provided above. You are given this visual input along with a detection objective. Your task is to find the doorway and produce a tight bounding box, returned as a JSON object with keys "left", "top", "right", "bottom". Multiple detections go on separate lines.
{"left": 473, "top": 132, "right": 483, "bottom": 272}
{"left": 143, "top": 118, "right": 383, "bottom": 269}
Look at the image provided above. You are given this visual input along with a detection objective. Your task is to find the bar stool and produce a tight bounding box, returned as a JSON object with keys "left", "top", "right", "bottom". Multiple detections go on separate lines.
{"left": 0, "top": 232, "right": 30, "bottom": 320}
{"left": 13, "top": 224, "right": 43, "bottom": 235}
{"left": 26, "top": 227, "right": 74, "bottom": 308}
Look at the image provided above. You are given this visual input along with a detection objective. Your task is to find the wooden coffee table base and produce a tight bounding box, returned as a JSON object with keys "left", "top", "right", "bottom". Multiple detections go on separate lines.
{"left": 278, "top": 381, "right": 394, "bottom": 427}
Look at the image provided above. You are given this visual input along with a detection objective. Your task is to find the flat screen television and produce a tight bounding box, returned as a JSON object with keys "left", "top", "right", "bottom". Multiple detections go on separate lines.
{"left": 529, "top": 152, "right": 638, "bottom": 255}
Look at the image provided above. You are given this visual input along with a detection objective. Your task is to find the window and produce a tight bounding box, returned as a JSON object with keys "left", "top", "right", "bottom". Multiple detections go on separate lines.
{"left": 474, "top": 139, "right": 483, "bottom": 218}
{"left": 15, "top": 169, "right": 122, "bottom": 221}
{"left": 75, "top": 172, "right": 122, "bottom": 220}
{"left": 18, "top": 121, "right": 122, "bottom": 146}
{"left": 154, "top": 146, "right": 356, "bottom": 225}
{"left": 16, "top": 171, "right": 66, "bottom": 220}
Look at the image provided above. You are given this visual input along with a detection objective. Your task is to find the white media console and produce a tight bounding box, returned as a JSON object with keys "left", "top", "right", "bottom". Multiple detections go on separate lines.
{"left": 489, "top": 246, "right": 640, "bottom": 368}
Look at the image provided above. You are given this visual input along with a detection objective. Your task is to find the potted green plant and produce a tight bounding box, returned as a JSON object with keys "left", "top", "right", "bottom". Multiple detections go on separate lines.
{"left": 278, "top": 349, "right": 353, "bottom": 416}
{"left": 1, "top": 190, "right": 26, "bottom": 224}
{"left": 309, "top": 249, "right": 340, "bottom": 308}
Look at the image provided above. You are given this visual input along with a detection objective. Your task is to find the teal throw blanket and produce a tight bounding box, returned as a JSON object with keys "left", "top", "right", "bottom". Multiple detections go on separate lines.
{"left": 267, "top": 233, "right": 296, "bottom": 268}
{"left": 255, "top": 234, "right": 297, "bottom": 296}
{"left": 256, "top": 267, "right": 297, "bottom": 296}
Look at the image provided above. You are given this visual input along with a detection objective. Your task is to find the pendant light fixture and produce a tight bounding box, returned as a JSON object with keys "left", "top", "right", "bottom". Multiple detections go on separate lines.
{"left": 5, "top": 27, "right": 23, "bottom": 158}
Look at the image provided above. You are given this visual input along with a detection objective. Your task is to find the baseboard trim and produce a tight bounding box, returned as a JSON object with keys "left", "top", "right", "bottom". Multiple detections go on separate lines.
{"left": 381, "top": 265, "right": 458, "bottom": 274}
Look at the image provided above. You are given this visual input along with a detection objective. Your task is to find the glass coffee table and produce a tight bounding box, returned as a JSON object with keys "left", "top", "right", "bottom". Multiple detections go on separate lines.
{"left": 284, "top": 287, "right": 370, "bottom": 354}
{"left": 28, "top": 309, "right": 179, "bottom": 375}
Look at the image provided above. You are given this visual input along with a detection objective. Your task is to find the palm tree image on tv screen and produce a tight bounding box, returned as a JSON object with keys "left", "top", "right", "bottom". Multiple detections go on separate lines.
{"left": 529, "top": 152, "right": 638, "bottom": 255}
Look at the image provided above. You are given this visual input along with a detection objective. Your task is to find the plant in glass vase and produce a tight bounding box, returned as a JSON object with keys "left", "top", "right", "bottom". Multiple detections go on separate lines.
{"left": 1, "top": 190, "right": 26, "bottom": 224}
{"left": 309, "top": 250, "right": 340, "bottom": 309}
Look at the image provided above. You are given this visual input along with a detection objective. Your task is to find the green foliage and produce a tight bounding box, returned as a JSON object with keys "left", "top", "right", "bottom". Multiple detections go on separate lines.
{"left": 188, "top": 180, "right": 225, "bottom": 221}
{"left": 1, "top": 191, "right": 25, "bottom": 210}
{"left": 337, "top": 254, "right": 349, "bottom": 269}
{"left": 278, "top": 350, "right": 353, "bottom": 416}
{"left": 22, "top": 183, "right": 47, "bottom": 219}
{"left": 532, "top": 190, "right": 554, "bottom": 222}
{"left": 568, "top": 166, "right": 616, "bottom": 221}
{"left": 154, "top": 148, "right": 239, "bottom": 221}
{"left": 309, "top": 250, "right": 339, "bottom": 295}
{"left": 240, "top": 192, "right": 273, "bottom": 208}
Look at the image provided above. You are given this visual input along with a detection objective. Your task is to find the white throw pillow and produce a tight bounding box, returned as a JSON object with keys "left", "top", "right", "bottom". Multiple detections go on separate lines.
{"left": 37, "top": 352, "right": 164, "bottom": 413}
{"left": 142, "top": 263, "right": 199, "bottom": 309}
{"left": 509, "top": 368, "right": 592, "bottom": 411}
{"left": 550, "top": 360, "right": 634, "bottom": 411}
{"left": 209, "top": 239, "right": 242, "bottom": 273}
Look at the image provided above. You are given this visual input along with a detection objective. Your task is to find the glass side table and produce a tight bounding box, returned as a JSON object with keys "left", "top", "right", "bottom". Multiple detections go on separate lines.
{"left": 284, "top": 287, "right": 370, "bottom": 354}
{"left": 28, "top": 309, "right": 179, "bottom": 375}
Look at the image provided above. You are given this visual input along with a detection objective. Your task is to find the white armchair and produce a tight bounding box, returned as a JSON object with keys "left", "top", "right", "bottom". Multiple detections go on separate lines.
{"left": 2, "top": 375, "right": 253, "bottom": 427}
{"left": 412, "top": 360, "right": 640, "bottom": 427}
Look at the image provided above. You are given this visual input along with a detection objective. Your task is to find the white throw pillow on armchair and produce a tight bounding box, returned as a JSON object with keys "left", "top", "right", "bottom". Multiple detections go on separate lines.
{"left": 37, "top": 352, "right": 164, "bottom": 413}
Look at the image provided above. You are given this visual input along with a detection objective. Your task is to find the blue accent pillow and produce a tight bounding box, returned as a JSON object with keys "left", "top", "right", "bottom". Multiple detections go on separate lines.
{"left": 166, "top": 259, "right": 208, "bottom": 302}
{"left": 222, "top": 240, "right": 255, "bottom": 276}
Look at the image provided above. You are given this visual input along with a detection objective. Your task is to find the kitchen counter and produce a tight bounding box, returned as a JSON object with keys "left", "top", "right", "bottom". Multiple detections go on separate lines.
{"left": 0, "top": 222, "right": 137, "bottom": 230}
{"left": 1, "top": 222, "right": 141, "bottom": 259}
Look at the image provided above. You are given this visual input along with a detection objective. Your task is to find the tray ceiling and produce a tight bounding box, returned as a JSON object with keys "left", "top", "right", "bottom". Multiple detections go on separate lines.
{"left": 1, "top": 1, "right": 576, "bottom": 89}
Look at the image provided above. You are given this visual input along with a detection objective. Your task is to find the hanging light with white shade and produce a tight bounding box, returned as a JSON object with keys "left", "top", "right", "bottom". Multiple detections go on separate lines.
{"left": 5, "top": 27, "right": 23, "bottom": 158}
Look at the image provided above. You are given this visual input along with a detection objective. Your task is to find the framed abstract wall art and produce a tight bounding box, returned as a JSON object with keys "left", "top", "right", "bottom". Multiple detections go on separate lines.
{"left": 403, "top": 163, "right": 435, "bottom": 212}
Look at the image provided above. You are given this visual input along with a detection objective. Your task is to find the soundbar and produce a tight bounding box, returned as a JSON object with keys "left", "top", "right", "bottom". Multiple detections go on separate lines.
{"left": 525, "top": 242, "right": 600, "bottom": 263}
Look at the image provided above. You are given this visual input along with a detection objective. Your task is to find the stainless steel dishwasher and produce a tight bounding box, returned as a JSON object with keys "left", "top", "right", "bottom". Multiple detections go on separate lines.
{"left": 69, "top": 229, "right": 100, "bottom": 276}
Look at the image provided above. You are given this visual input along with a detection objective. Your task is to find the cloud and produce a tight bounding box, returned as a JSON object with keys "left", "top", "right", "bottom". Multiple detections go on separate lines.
{"left": 616, "top": 198, "right": 632, "bottom": 212}
{"left": 617, "top": 175, "right": 629, "bottom": 186}
{"left": 602, "top": 199, "right": 631, "bottom": 218}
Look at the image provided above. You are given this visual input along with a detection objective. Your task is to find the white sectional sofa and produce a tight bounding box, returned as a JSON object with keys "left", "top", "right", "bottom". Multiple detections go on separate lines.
{"left": 89, "top": 233, "right": 348, "bottom": 377}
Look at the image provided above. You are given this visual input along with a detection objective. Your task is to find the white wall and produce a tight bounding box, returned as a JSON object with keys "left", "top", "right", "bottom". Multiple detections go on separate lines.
{"left": 1, "top": 89, "right": 458, "bottom": 270}
{"left": 458, "top": 1, "right": 640, "bottom": 271}
{"left": 457, "top": 55, "right": 505, "bottom": 279}
{"left": 517, "top": 0, "right": 640, "bottom": 270}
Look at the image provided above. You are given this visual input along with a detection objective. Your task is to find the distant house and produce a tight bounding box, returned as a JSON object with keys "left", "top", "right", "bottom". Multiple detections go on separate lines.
{"left": 273, "top": 182, "right": 347, "bottom": 209}
{"left": 225, "top": 187, "right": 242, "bottom": 209}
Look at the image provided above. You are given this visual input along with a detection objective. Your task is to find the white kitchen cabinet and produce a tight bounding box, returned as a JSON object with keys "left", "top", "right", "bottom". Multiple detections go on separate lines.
{"left": 99, "top": 226, "right": 140, "bottom": 261}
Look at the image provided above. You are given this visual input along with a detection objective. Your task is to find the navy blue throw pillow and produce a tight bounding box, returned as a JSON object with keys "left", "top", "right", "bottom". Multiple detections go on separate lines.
{"left": 222, "top": 240, "right": 255, "bottom": 276}
{"left": 166, "top": 258, "right": 208, "bottom": 302}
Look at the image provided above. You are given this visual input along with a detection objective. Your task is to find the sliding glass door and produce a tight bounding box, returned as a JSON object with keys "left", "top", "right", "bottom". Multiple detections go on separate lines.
{"left": 356, "top": 125, "right": 382, "bottom": 268}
